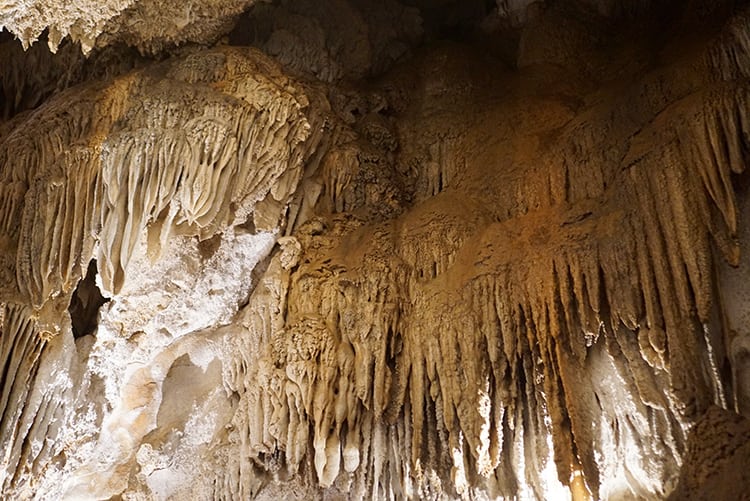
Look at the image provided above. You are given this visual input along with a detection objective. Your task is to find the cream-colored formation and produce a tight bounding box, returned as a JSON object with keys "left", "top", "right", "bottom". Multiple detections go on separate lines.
{"left": 1, "top": 0, "right": 750, "bottom": 499}
{"left": 0, "top": 46, "right": 329, "bottom": 499}
{"left": 0, "top": 0, "right": 259, "bottom": 53}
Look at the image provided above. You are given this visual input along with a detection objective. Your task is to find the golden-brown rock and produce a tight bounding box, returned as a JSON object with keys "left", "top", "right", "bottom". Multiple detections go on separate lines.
{"left": 1, "top": 1, "right": 750, "bottom": 500}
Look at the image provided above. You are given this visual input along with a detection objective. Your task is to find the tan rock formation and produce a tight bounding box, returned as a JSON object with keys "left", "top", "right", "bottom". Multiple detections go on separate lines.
{"left": 668, "top": 406, "right": 750, "bottom": 500}
{"left": 0, "top": 0, "right": 258, "bottom": 54}
{"left": 1, "top": 0, "right": 750, "bottom": 499}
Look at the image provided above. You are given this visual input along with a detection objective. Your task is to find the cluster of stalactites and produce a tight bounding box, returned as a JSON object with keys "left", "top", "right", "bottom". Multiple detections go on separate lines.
{"left": 213, "top": 10, "right": 750, "bottom": 500}
{"left": 0, "top": 46, "right": 337, "bottom": 498}
{"left": 0, "top": 47, "right": 316, "bottom": 310}
{"left": 0, "top": 0, "right": 261, "bottom": 54}
{"left": 1, "top": 3, "right": 750, "bottom": 500}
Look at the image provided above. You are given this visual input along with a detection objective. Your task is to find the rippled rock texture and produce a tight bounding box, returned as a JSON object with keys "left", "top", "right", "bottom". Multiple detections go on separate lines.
{"left": 2, "top": 0, "right": 750, "bottom": 499}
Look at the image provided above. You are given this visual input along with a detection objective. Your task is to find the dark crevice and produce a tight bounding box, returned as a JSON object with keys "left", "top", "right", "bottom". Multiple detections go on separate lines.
{"left": 68, "top": 260, "right": 109, "bottom": 339}
{"left": 0, "top": 29, "right": 13, "bottom": 44}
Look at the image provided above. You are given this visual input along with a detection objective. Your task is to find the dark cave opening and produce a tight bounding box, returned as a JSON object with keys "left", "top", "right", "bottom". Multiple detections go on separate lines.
{"left": 68, "top": 260, "right": 109, "bottom": 339}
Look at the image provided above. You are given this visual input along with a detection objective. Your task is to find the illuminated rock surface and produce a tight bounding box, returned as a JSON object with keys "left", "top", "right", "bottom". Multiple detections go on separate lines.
{"left": 1, "top": 0, "right": 750, "bottom": 499}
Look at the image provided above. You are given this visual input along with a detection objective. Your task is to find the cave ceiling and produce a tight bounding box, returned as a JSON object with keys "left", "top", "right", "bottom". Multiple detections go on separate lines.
{"left": 1, "top": 0, "right": 750, "bottom": 499}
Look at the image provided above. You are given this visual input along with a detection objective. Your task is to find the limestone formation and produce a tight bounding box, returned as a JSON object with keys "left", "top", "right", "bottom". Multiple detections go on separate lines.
{"left": 0, "top": 0, "right": 259, "bottom": 54}
{"left": 1, "top": 0, "right": 750, "bottom": 500}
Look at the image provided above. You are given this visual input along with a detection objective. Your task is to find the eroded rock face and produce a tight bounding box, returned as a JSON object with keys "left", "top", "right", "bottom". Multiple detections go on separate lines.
{"left": 668, "top": 406, "right": 750, "bottom": 501}
{"left": 0, "top": 0, "right": 259, "bottom": 54}
{"left": 1, "top": 0, "right": 750, "bottom": 499}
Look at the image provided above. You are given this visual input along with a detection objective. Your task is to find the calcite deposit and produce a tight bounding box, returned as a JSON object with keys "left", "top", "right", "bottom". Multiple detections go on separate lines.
{"left": 1, "top": 0, "right": 750, "bottom": 499}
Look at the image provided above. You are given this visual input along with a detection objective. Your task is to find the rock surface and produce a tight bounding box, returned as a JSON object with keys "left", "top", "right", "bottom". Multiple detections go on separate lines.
{"left": 668, "top": 406, "right": 750, "bottom": 501}
{"left": 1, "top": 0, "right": 750, "bottom": 499}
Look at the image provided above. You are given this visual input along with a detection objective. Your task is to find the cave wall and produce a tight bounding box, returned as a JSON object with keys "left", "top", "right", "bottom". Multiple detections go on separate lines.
{"left": 1, "top": 1, "right": 750, "bottom": 499}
